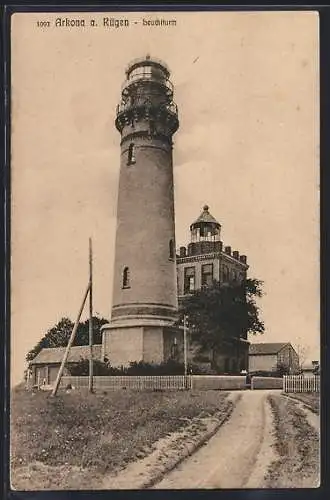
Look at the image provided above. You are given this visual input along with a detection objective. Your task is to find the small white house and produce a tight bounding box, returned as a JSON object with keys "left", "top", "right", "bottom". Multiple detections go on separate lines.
{"left": 29, "top": 344, "right": 103, "bottom": 387}
{"left": 248, "top": 342, "right": 300, "bottom": 375}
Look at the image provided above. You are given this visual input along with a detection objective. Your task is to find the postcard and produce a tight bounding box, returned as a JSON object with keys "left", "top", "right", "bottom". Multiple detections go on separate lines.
{"left": 9, "top": 9, "right": 320, "bottom": 490}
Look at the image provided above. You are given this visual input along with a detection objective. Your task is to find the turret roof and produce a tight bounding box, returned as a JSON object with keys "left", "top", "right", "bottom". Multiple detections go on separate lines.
{"left": 190, "top": 205, "right": 221, "bottom": 229}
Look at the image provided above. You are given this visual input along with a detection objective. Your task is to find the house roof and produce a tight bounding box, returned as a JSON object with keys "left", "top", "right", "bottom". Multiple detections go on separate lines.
{"left": 249, "top": 342, "right": 290, "bottom": 355}
{"left": 30, "top": 344, "right": 103, "bottom": 365}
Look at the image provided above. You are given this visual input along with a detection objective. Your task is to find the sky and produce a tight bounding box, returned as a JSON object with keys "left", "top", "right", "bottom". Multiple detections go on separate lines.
{"left": 10, "top": 10, "right": 320, "bottom": 385}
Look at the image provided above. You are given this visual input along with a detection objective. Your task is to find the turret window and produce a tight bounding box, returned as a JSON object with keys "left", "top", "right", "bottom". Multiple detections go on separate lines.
{"left": 169, "top": 239, "right": 175, "bottom": 260}
{"left": 184, "top": 267, "right": 195, "bottom": 294}
{"left": 127, "top": 143, "right": 136, "bottom": 165}
{"left": 202, "top": 263, "right": 213, "bottom": 288}
{"left": 122, "top": 267, "right": 130, "bottom": 288}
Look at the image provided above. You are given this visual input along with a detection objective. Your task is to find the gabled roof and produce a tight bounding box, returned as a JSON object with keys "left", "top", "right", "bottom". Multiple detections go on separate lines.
{"left": 249, "top": 342, "right": 290, "bottom": 355}
{"left": 30, "top": 344, "right": 103, "bottom": 365}
{"left": 190, "top": 205, "right": 221, "bottom": 229}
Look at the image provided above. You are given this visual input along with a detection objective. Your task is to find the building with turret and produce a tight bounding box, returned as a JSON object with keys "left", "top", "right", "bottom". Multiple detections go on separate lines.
{"left": 176, "top": 205, "right": 250, "bottom": 373}
{"left": 177, "top": 205, "right": 248, "bottom": 296}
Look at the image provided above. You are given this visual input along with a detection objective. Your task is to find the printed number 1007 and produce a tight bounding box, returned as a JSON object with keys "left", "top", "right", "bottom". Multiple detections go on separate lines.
{"left": 37, "top": 20, "right": 51, "bottom": 27}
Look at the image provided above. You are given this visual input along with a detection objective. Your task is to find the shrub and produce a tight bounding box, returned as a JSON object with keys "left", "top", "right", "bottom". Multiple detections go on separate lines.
{"left": 67, "top": 358, "right": 205, "bottom": 376}
{"left": 250, "top": 370, "right": 284, "bottom": 378}
{"left": 67, "top": 358, "right": 123, "bottom": 376}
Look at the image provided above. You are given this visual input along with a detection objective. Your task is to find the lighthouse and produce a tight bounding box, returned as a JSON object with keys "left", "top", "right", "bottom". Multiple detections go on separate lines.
{"left": 102, "top": 56, "right": 180, "bottom": 366}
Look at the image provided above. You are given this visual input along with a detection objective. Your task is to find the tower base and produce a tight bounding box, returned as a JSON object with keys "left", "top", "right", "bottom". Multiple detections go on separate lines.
{"left": 101, "top": 321, "right": 182, "bottom": 367}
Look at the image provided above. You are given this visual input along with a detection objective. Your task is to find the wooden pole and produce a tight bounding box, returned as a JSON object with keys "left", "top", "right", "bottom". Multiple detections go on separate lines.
{"left": 88, "top": 238, "right": 93, "bottom": 393}
{"left": 51, "top": 281, "right": 91, "bottom": 397}
{"left": 183, "top": 315, "right": 188, "bottom": 387}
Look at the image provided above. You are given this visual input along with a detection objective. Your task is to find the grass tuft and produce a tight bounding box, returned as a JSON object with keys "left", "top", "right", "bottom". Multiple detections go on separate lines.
{"left": 11, "top": 386, "right": 230, "bottom": 489}
{"left": 266, "top": 394, "right": 319, "bottom": 488}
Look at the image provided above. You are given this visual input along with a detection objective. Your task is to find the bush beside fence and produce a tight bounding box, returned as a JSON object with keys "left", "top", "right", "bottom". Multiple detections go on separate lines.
{"left": 283, "top": 375, "right": 320, "bottom": 393}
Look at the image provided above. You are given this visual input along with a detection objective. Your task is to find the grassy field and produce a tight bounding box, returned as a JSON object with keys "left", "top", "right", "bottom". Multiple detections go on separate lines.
{"left": 266, "top": 394, "right": 320, "bottom": 488}
{"left": 285, "top": 393, "right": 320, "bottom": 414}
{"left": 10, "top": 384, "right": 231, "bottom": 490}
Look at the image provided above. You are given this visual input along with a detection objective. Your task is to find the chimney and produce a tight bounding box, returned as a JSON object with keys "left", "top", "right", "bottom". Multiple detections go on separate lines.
{"left": 179, "top": 246, "right": 187, "bottom": 257}
{"left": 225, "top": 246, "right": 231, "bottom": 255}
{"left": 240, "top": 255, "right": 247, "bottom": 264}
{"left": 233, "top": 250, "right": 239, "bottom": 260}
{"left": 216, "top": 241, "right": 223, "bottom": 252}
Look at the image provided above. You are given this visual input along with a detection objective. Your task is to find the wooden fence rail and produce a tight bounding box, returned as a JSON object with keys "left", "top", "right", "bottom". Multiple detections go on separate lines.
{"left": 283, "top": 375, "right": 320, "bottom": 393}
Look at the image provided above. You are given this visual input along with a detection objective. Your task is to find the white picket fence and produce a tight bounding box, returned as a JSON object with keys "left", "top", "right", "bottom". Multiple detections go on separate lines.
{"left": 35, "top": 374, "right": 320, "bottom": 393}
{"left": 60, "top": 375, "right": 247, "bottom": 391}
{"left": 60, "top": 375, "right": 190, "bottom": 391}
{"left": 283, "top": 375, "right": 320, "bottom": 393}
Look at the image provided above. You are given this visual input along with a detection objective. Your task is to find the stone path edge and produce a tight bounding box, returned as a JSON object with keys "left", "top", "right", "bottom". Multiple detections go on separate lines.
{"left": 143, "top": 392, "right": 241, "bottom": 489}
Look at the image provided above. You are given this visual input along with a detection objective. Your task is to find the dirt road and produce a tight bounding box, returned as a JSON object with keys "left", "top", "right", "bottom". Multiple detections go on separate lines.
{"left": 153, "top": 390, "right": 277, "bottom": 489}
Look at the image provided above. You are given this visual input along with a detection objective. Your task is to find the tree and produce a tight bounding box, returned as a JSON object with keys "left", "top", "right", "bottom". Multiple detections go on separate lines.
{"left": 74, "top": 316, "right": 108, "bottom": 346}
{"left": 26, "top": 315, "right": 108, "bottom": 364}
{"left": 276, "top": 361, "right": 291, "bottom": 377}
{"left": 67, "top": 358, "right": 206, "bottom": 376}
{"left": 67, "top": 358, "right": 117, "bottom": 376}
{"left": 178, "top": 278, "right": 264, "bottom": 360}
{"left": 295, "top": 343, "right": 310, "bottom": 372}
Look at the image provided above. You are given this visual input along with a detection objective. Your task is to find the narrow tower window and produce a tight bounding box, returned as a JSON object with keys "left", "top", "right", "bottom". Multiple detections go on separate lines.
{"left": 127, "top": 143, "right": 136, "bottom": 165}
{"left": 122, "top": 266, "right": 130, "bottom": 288}
{"left": 169, "top": 239, "right": 175, "bottom": 260}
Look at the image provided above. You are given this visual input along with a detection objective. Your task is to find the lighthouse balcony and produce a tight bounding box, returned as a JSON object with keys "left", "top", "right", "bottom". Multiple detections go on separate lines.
{"left": 116, "top": 100, "right": 178, "bottom": 117}
{"left": 121, "top": 73, "right": 174, "bottom": 97}
{"left": 115, "top": 101, "right": 179, "bottom": 133}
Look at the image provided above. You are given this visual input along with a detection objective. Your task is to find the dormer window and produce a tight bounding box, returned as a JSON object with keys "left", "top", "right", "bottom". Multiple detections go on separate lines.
{"left": 122, "top": 266, "right": 130, "bottom": 288}
{"left": 127, "top": 143, "right": 136, "bottom": 165}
